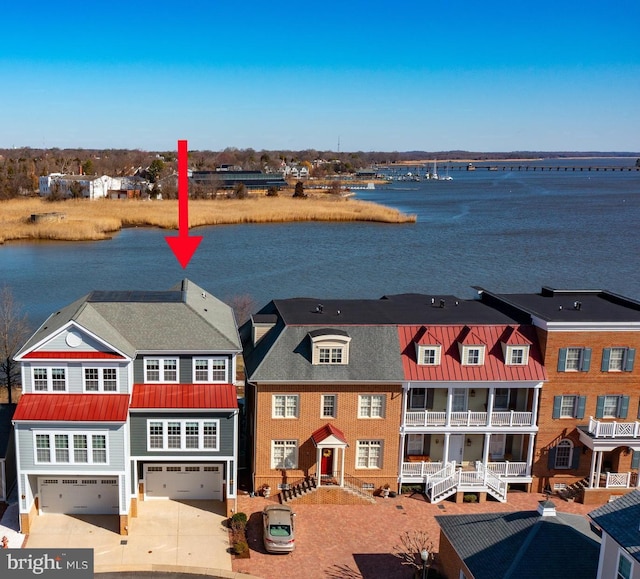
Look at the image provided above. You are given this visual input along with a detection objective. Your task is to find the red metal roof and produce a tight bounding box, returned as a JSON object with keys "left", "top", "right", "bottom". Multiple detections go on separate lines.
{"left": 130, "top": 384, "right": 238, "bottom": 410}
{"left": 311, "top": 423, "right": 347, "bottom": 445}
{"left": 13, "top": 394, "right": 130, "bottom": 422}
{"left": 23, "top": 351, "right": 124, "bottom": 359}
{"left": 399, "top": 325, "right": 547, "bottom": 382}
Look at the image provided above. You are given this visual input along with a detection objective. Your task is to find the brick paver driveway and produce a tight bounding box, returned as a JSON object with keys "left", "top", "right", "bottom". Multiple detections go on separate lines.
{"left": 231, "top": 491, "right": 594, "bottom": 579}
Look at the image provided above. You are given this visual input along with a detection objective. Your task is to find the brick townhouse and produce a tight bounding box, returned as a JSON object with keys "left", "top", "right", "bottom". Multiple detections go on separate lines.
{"left": 478, "top": 287, "right": 640, "bottom": 504}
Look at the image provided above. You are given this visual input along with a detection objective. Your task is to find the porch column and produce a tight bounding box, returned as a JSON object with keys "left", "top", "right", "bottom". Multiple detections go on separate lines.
{"left": 398, "top": 431, "right": 406, "bottom": 485}
{"left": 445, "top": 388, "right": 452, "bottom": 427}
{"left": 487, "top": 388, "right": 495, "bottom": 426}
{"left": 340, "top": 447, "right": 345, "bottom": 487}
{"left": 595, "top": 451, "right": 604, "bottom": 489}
{"left": 531, "top": 387, "right": 541, "bottom": 427}
{"left": 589, "top": 449, "right": 598, "bottom": 488}
{"left": 482, "top": 433, "right": 491, "bottom": 464}
{"left": 317, "top": 447, "right": 322, "bottom": 486}
{"left": 526, "top": 433, "right": 536, "bottom": 477}
{"left": 443, "top": 433, "right": 451, "bottom": 464}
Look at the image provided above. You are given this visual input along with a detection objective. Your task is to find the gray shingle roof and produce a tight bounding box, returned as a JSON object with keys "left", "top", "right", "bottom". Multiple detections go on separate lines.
{"left": 590, "top": 490, "right": 640, "bottom": 562}
{"left": 436, "top": 509, "right": 600, "bottom": 579}
{"left": 16, "top": 279, "right": 240, "bottom": 358}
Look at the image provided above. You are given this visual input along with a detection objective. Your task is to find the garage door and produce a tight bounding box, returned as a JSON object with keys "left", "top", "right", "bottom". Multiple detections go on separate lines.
{"left": 144, "top": 464, "right": 222, "bottom": 500}
{"left": 39, "top": 477, "right": 119, "bottom": 515}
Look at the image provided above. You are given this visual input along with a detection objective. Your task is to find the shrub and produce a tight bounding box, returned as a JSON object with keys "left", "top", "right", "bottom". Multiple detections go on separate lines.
{"left": 233, "top": 540, "right": 249, "bottom": 556}
{"left": 266, "top": 186, "right": 279, "bottom": 197}
{"left": 231, "top": 512, "right": 248, "bottom": 525}
{"left": 463, "top": 494, "right": 478, "bottom": 503}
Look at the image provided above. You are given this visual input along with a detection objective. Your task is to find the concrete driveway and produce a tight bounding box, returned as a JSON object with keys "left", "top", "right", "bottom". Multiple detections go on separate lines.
{"left": 25, "top": 499, "right": 243, "bottom": 576}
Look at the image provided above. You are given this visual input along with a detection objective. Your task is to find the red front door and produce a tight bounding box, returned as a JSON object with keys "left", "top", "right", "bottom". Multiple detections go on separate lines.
{"left": 321, "top": 449, "right": 334, "bottom": 476}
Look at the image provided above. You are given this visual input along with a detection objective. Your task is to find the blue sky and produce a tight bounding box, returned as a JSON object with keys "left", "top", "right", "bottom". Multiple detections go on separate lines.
{"left": 1, "top": 0, "right": 639, "bottom": 152}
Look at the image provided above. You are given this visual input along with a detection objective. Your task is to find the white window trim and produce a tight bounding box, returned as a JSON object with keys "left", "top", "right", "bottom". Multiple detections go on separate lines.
{"left": 356, "top": 440, "right": 383, "bottom": 469}
{"left": 321, "top": 394, "right": 337, "bottom": 419}
{"left": 504, "top": 344, "right": 529, "bottom": 366}
{"left": 272, "top": 394, "right": 299, "bottom": 419}
{"left": 146, "top": 419, "right": 219, "bottom": 451}
{"left": 565, "top": 347, "right": 583, "bottom": 372}
{"left": 617, "top": 548, "right": 633, "bottom": 579}
{"left": 608, "top": 348, "right": 627, "bottom": 372}
{"left": 554, "top": 439, "right": 574, "bottom": 469}
{"left": 559, "top": 395, "right": 578, "bottom": 418}
{"left": 310, "top": 334, "right": 351, "bottom": 365}
{"left": 31, "top": 366, "right": 68, "bottom": 393}
{"left": 416, "top": 344, "right": 442, "bottom": 366}
{"left": 460, "top": 345, "right": 485, "bottom": 366}
{"left": 33, "top": 431, "right": 109, "bottom": 464}
{"left": 358, "top": 394, "right": 385, "bottom": 419}
{"left": 271, "top": 440, "right": 299, "bottom": 469}
{"left": 192, "top": 357, "right": 228, "bottom": 383}
{"left": 144, "top": 357, "right": 179, "bottom": 383}
{"left": 82, "top": 366, "right": 119, "bottom": 392}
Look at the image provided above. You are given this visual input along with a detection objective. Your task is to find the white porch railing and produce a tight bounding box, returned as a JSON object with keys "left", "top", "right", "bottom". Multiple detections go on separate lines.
{"left": 605, "top": 472, "right": 632, "bottom": 488}
{"left": 588, "top": 417, "right": 640, "bottom": 438}
{"left": 404, "top": 410, "right": 534, "bottom": 428}
{"left": 485, "top": 461, "right": 528, "bottom": 478}
{"left": 401, "top": 461, "right": 444, "bottom": 479}
{"left": 476, "top": 462, "right": 507, "bottom": 502}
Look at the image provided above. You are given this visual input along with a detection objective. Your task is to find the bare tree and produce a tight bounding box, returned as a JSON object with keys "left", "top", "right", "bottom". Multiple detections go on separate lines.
{"left": 0, "top": 286, "right": 31, "bottom": 404}
{"left": 392, "top": 530, "right": 435, "bottom": 576}
{"left": 226, "top": 294, "right": 256, "bottom": 326}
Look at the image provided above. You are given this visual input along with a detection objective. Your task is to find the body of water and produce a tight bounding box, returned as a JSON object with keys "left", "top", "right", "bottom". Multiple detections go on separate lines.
{"left": 2, "top": 159, "right": 639, "bottom": 327}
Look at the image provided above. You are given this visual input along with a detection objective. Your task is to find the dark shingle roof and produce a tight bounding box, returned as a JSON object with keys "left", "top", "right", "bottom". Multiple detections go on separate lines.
{"left": 590, "top": 490, "right": 640, "bottom": 562}
{"left": 436, "top": 509, "right": 600, "bottom": 579}
{"left": 478, "top": 287, "right": 640, "bottom": 323}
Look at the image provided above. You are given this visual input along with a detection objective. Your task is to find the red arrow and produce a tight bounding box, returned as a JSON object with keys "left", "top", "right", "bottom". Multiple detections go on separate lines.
{"left": 165, "top": 139, "right": 202, "bottom": 268}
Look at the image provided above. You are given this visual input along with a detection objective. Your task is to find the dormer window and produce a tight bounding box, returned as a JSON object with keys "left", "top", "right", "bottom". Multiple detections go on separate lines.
{"left": 416, "top": 345, "right": 442, "bottom": 366}
{"left": 461, "top": 345, "right": 485, "bottom": 366}
{"left": 505, "top": 345, "right": 530, "bottom": 366}
{"left": 309, "top": 329, "right": 351, "bottom": 365}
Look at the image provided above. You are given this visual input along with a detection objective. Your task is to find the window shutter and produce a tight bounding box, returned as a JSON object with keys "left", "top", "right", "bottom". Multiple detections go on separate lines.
{"left": 557, "top": 349, "right": 567, "bottom": 372}
{"left": 581, "top": 348, "right": 592, "bottom": 371}
{"left": 552, "top": 396, "right": 562, "bottom": 419}
{"left": 576, "top": 396, "right": 586, "bottom": 419}
{"left": 601, "top": 348, "right": 611, "bottom": 372}
{"left": 547, "top": 447, "right": 557, "bottom": 469}
{"left": 595, "top": 396, "right": 605, "bottom": 419}
{"left": 619, "top": 396, "right": 630, "bottom": 419}
{"left": 625, "top": 349, "right": 636, "bottom": 372}
{"left": 632, "top": 450, "right": 640, "bottom": 470}
{"left": 571, "top": 447, "right": 580, "bottom": 469}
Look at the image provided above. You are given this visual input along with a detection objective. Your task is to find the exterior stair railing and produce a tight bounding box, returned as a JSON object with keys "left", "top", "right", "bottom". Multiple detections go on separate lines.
{"left": 426, "top": 461, "right": 458, "bottom": 503}
{"left": 476, "top": 461, "right": 507, "bottom": 502}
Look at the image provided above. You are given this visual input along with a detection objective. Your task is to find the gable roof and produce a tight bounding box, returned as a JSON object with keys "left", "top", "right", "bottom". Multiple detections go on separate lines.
{"left": 16, "top": 279, "right": 241, "bottom": 359}
{"left": 130, "top": 383, "right": 238, "bottom": 410}
{"left": 12, "top": 394, "right": 129, "bottom": 422}
{"left": 589, "top": 489, "right": 640, "bottom": 562}
{"left": 436, "top": 508, "right": 600, "bottom": 579}
{"left": 399, "top": 325, "right": 546, "bottom": 382}
{"left": 311, "top": 424, "right": 347, "bottom": 445}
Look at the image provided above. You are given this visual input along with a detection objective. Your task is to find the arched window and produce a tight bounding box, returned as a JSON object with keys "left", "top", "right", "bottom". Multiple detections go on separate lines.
{"left": 554, "top": 439, "right": 574, "bottom": 469}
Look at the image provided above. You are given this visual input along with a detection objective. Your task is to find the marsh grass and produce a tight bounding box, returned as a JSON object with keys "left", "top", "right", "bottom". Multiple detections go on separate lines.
{"left": 0, "top": 196, "right": 415, "bottom": 243}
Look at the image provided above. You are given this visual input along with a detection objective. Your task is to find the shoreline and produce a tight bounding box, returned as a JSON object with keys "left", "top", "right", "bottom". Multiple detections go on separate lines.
{"left": 0, "top": 195, "right": 416, "bottom": 245}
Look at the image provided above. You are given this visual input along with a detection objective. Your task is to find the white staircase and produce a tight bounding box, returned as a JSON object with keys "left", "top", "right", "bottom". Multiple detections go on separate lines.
{"left": 425, "top": 461, "right": 508, "bottom": 504}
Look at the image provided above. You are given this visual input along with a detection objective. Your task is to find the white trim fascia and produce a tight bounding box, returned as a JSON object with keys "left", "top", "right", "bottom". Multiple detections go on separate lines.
{"left": 13, "top": 420, "right": 127, "bottom": 426}
{"left": 535, "top": 318, "right": 640, "bottom": 332}
{"left": 253, "top": 380, "right": 404, "bottom": 386}
{"left": 137, "top": 349, "right": 240, "bottom": 355}
{"left": 404, "top": 380, "right": 545, "bottom": 389}
{"left": 23, "top": 469, "right": 126, "bottom": 476}
{"left": 130, "top": 455, "right": 235, "bottom": 461}
{"left": 129, "top": 408, "right": 237, "bottom": 413}
{"left": 15, "top": 321, "right": 131, "bottom": 361}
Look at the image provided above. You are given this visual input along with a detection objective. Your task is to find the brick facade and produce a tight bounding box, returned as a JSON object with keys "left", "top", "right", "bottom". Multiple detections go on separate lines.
{"left": 252, "top": 382, "right": 402, "bottom": 492}
{"left": 533, "top": 329, "right": 640, "bottom": 493}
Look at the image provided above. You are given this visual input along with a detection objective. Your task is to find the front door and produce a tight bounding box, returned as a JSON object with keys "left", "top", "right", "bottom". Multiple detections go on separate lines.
{"left": 449, "top": 435, "right": 464, "bottom": 464}
{"left": 321, "top": 448, "right": 334, "bottom": 478}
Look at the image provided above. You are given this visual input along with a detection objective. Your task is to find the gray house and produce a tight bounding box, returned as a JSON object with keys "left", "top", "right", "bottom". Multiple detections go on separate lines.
{"left": 12, "top": 279, "right": 241, "bottom": 535}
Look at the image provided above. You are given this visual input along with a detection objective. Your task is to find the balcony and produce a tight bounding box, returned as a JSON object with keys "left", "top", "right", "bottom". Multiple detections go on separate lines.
{"left": 404, "top": 410, "right": 534, "bottom": 429}
{"left": 401, "top": 459, "right": 530, "bottom": 482}
{"left": 587, "top": 417, "right": 640, "bottom": 439}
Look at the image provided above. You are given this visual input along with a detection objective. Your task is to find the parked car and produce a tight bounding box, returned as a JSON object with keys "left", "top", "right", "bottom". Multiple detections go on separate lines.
{"left": 262, "top": 504, "right": 296, "bottom": 553}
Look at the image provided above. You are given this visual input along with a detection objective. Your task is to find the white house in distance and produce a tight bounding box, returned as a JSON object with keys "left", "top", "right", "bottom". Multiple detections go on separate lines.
{"left": 38, "top": 174, "right": 131, "bottom": 199}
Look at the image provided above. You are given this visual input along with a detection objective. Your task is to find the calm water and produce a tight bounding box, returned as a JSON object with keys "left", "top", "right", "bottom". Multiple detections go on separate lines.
{"left": 2, "top": 159, "right": 639, "bottom": 327}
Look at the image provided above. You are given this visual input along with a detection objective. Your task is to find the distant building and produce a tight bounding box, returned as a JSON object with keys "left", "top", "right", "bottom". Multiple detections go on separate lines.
{"left": 190, "top": 170, "right": 287, "bottom": 191}
{"left": 38, "top": 174, "right": 144, "bottom": 200}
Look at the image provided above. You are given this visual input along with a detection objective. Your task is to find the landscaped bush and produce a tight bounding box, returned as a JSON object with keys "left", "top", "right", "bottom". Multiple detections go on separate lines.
{"left": 229, "top": 512, "right": 250, "bottom": 558}
{"left": 463, "top": 494, "right": 478, "bottom": 503}
{"left": 233, "top": 540, "right": 249, "bottom": 557}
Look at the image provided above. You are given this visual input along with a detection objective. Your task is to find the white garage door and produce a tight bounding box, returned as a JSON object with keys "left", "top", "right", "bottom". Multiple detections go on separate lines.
{"left": 39, "top": 477, "right": 119, "bottom": 515}
{"left": 145, "top": 464, "right": 223, "bottom": 500}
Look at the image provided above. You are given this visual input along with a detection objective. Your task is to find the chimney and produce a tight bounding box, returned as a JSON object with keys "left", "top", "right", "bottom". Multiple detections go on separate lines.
{"left": 537, "top": 499, "right": 557, "bottom": 517}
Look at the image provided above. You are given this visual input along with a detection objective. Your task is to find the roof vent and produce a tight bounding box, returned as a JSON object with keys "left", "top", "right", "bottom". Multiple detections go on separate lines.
{"left": 558, "top": 305, "right": 563, "bottom": 311}
{"left": 315, "top": 304, "right": 324, "bottom": 313}
{"left": 431, "top": 297, "right": 435, "bottom": 305}
{"left": 537, "top": 500, "right": 557, "bottom": 517}
{"left": 336, "top": 310, "right": 341, "bottom": 316}
{"left": 574, "top": 301, "right": 582, "bottom": 310}
{"left": 440, "top": 299, "right": 445, "bottom": 308}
